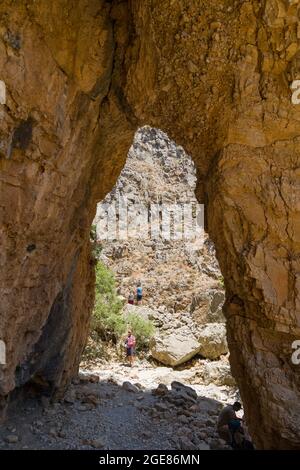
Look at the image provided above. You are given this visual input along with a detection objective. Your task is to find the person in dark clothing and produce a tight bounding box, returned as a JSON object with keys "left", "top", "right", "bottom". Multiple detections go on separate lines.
{"left": 217, "top": 401, "right": 254, "bottom": 449}
{"left": 217, "top": 402, "right": 242, "bottom": 444}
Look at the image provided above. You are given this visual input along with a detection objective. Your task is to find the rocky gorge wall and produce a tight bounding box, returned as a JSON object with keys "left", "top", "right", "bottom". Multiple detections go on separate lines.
{"left": 0, "top": 0, "right": 135, "bottom": 408}
{"left": 96, "top": 126, "right": 224, "bottom": 317}
{"left": 0, "top": 0, "right": 300, "bottom": 449}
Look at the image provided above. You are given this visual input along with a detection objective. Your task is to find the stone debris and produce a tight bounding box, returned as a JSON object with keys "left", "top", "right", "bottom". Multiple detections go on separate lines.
{"left": 0, "top": 361, "right": 241, "bottom": 450}
{"left": 4, "top": 434, "right": 19, "bottom": 444}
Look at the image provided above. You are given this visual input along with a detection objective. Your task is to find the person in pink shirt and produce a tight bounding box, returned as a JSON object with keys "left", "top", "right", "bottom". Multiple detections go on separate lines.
{"left": 125, "top": 330, "right": 136, "bottom": 367}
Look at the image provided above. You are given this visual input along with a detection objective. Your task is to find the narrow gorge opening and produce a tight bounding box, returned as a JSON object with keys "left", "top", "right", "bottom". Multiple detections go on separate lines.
{"left": 1, "top": 126, "right": 249, "bottom": 451}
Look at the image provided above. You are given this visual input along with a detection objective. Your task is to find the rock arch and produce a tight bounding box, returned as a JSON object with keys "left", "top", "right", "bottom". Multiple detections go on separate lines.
{"left": 0, "top": 0, "right": 299, "bottom": 449}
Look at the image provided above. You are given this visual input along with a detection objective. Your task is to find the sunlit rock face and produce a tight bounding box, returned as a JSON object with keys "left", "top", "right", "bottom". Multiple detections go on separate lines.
{"left": 0, "top": 0, "right": 136, "bottom": 406}
{"left": 1, "top": 0, "right": 300, "bottom": 449}
{"left": 95, "top": 126, "right": 222, "bottom": 315}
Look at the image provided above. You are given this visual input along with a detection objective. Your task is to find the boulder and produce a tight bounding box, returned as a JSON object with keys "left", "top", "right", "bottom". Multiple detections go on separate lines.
{"left": 124, "top": 304, "right": 156, "bottom": 321}
{"left": 152, "top": 383, "right": 169, "bottom": 396}
{"left": 197, "top": 323, "right": 228, "bottom": 359}
{"left": 122, "top": 381, "right": 139, "bottom": 393}
{"left": 171, "top": 381, "right": 198, "bottom": 400}
{"left": 197, "top": 361, "right": 236, "bottom": 387}
{"left": 150, "top": 330, "right": 201, "bottom": 366}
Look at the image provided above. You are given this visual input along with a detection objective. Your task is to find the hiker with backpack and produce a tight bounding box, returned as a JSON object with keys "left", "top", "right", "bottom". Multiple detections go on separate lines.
{"left": 124, "top": 329, "right": 136, "bottom": 367}
{"left": 136, "top": 282, "right": 143, "bottom": 305}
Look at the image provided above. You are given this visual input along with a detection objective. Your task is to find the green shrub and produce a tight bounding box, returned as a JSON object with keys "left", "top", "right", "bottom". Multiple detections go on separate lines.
{"left": 125, "top": 313, "right": 155, "bottom": 351}
{"left": 88, "top": 261, "right": 155, "bottom": 355}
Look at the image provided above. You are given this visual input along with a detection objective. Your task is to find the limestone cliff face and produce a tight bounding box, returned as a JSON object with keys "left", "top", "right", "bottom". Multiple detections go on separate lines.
{"left": 96, "top": 126, "right": 223, "bottom": 317}
{"left": 0, "top": 0, "right": 300, "bottom": 449}
{"left": 96, "top": 126, "right": 227, "bottom": 367}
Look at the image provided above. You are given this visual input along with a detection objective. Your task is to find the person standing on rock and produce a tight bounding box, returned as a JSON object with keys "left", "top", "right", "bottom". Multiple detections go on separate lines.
{"left": 125, "top": 330, "right": 136, "bottom": 367}
{"left": 136, "top": 282, "right": 143, "bottom": 305}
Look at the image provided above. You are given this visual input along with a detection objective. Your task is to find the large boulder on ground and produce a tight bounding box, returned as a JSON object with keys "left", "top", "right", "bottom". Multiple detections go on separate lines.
{"left": 197, "top": 323, "right": 228, "bottom": 359}
{"left": 150, "top": 329, "right": 201, "bottom": 367}
{"left": 122, "top": 381, "right": 139, "bottom": 393}
{"left": 152, "top": 383, "right": 169, "bottom": 396}
{"left": 171, "top": 381, "right": 198, "bottom": 400}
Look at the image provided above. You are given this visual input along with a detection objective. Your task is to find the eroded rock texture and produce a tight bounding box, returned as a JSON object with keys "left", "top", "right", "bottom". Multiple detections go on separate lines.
{"left": 96, "top": 126, "right": 223, "bottom": 316}
{"left": 0, "top": 0, "right": 136, "bottom": 401}
{"left": 0, "top": 0, "right": 300, "bottom": 449}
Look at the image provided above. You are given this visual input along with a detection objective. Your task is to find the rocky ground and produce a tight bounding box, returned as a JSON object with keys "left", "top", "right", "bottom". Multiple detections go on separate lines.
{"left": 0, "top": 360, "right": 240, "bottom": 450}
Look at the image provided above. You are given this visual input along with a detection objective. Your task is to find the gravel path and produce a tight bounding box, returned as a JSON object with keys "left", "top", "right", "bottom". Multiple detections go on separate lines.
{"left": 0, "top": 362, "right": 239, "bottom": 450}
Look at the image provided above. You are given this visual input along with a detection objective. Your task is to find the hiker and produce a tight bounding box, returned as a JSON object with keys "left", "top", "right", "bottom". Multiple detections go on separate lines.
{"left": 136, "top": 282, "right": 143, "bottom": 305}
{"left": 128, "top": 291, "right": 135, "bottom": 305}
{"left": 217, "top": 401, "right": 243, "bottom": 446}
{"left": 124, "top": 329, "right": 136, "bottom": 367}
